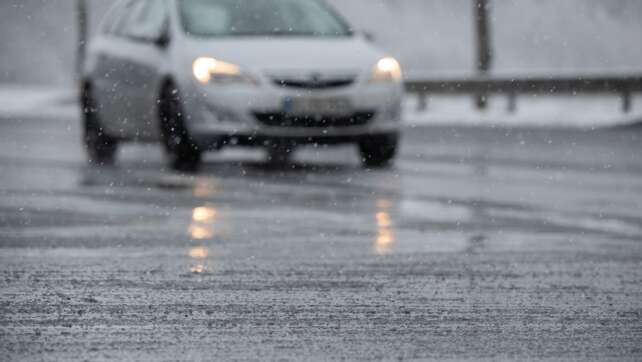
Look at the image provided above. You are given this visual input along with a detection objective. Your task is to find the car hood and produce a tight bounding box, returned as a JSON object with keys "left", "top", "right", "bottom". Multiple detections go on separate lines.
{"left": 180, "top": 36, "right": 385, "bottom": 75}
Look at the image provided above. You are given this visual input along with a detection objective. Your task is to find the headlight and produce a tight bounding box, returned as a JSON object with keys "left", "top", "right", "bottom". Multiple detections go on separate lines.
{"left": 370, "top": 57, "right": 402, "bottom": 83}
{"left": 192, "top": 57, "right": 258, "bottom": 85}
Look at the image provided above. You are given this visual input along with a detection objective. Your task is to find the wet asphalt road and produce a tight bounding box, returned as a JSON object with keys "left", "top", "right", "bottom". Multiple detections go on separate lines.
{"left": 0, "top": 114, "right": 641, "bottom": 361}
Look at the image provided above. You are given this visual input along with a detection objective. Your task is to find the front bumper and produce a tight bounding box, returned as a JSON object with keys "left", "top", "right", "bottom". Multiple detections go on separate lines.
{"left": 181, "top": 80, "right": 403, "bottom": 148}
{"left": 192, "top": 131, "right": 399, "bottom": 150}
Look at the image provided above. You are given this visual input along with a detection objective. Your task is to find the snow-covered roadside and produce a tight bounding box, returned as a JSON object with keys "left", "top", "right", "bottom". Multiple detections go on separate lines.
{"left": 0, "top": 85, "right": 79, "bottom": 121}
{"left": 0, "top": 85, "right": 640, "bottom": 129}
{"left": 404, "top": 94, "right": 642, "bottom": 129}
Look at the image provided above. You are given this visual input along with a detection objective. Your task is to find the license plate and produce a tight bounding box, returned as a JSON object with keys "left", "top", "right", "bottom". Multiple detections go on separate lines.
{"left": 283, "top": 97, "right": 352, "bottom": 116}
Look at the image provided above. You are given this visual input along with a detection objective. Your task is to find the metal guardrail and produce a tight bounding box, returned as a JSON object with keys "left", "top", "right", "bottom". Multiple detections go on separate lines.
{"left": 405, "top": 75, "right": 642, "bottom": 113}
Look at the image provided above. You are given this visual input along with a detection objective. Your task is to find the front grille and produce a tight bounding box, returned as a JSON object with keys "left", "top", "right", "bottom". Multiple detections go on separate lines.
{"left": 254, "top": 112, "right": 376, "bottom": 128}
{"left": 271, "top": 78, "right": 355, "bottom": 90}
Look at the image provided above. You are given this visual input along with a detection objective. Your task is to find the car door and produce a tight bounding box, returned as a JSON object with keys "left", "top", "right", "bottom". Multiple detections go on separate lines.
{"left": 91, "top": 0, "right": 141, "bottom": 138}
{"left": 117, "top": 0, "right": 170, "bottom": 141}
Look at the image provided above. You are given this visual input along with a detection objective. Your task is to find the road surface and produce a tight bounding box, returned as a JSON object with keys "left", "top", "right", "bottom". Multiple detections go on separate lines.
{"left": 1, "top": 114, "right": 641, "bottom": 361}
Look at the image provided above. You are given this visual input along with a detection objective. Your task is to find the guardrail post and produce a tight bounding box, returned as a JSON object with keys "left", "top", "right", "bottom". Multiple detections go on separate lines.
{"left": 622, "top": 91, "right": 632, "bottom": 113}
{"left": 475, "top": 94, "right": 488, "bottom": 110}
{"left": 417, "top": 92, "right": 428, "bottom": 112}
{"left": 507, "top": 92, "right": 517, "bottom": 113}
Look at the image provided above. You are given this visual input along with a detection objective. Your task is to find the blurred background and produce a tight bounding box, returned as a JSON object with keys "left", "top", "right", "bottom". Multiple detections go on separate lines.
{"left": 2, "top": 0, "right": 641, "bottom": 128}
{"left": 2, "top": 0, "right": 642, "bottom": 85}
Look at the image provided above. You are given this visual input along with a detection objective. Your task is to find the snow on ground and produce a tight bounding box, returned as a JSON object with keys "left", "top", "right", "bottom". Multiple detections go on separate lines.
{"left": 0, "top": 85, "right": 79, "bottom": 121}
{"left": 404, "top": 94, "right": 642, "bottom": 129}
{"left": 0, "top": 85, "right": 640, "bottom": 129}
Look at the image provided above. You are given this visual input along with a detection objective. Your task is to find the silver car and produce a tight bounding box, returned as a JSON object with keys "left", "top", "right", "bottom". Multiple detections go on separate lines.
{"left": 82, "top": 0, "right": 404, "bottom": 171}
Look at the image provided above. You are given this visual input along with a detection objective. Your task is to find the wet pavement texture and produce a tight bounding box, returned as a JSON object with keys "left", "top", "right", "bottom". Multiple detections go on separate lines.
{"left": 0, "top": 115, "right": 641, "bottom": 361}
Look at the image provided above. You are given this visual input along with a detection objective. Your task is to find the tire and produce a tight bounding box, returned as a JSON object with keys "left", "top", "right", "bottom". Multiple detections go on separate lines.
{"left": 358, "top": 133, "right": 399, "bottom": 168}
{"left": 158, "top": 83, "right": 202, "bottom": 172}
{"left": 82, "top": 85, "right": 118, "bottom": 165}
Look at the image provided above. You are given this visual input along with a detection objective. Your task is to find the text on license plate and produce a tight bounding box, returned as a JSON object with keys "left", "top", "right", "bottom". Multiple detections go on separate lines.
{"left": 283, "top": 97, "right": 352, "bottom": 115}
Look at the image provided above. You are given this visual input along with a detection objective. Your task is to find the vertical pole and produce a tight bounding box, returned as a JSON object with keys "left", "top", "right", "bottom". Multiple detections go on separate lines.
{"left": 417, "top": 92, "right": 428, "bottom": 112}
{"left": 76, "top": 0, "right": 88, "bottom": 83}
{"left": 507, "top": 92, "right": 517, "bottom": 113}
{"left": 475, "top": 0, "right": 492, "bottom": 110}
{"left": 622, "top": 91, "right": 632, "bottom": 113}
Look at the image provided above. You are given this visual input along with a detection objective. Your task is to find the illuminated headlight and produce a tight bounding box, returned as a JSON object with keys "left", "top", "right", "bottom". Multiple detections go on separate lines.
{"left": 370, "top": 57, "right": 402, "bottom": 83}
{"left": 192, "top": 57, "right": 258, "bottom": 85}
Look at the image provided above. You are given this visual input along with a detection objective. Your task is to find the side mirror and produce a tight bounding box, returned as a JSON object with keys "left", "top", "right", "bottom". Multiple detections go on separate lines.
{"left": 362, "top": 31, "right": 375, "bottom": 43}
{"left": 154, "top": 21, "right": 170, "bottom": 48}
{"left": 154, "top": 31, "right": 170, "bottom": 48}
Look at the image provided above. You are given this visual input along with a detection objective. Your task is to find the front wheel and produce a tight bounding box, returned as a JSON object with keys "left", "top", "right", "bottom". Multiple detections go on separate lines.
{"left": 82, "top": 85, "right": 118, "bottom": 165}
{"left": 358, "top": 133, "right": 399, "bottom": 168}
{"left": 158, "top": 84, "right": 202, "bottom": 172}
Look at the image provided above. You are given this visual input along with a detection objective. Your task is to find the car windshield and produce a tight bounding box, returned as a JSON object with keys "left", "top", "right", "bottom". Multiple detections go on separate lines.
{"left": 179, "top": 0, "right": 352, "bottom": 38}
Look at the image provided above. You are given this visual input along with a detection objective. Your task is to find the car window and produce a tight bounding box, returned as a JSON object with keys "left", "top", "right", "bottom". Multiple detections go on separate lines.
{"left": 118, "top": 0, "right": 150, "bottom": 38}
{"left": 100, "top": 1, "right": 124, "bottom": 34}
{"left": 179, "top": 0, "right": 352, "bottom": 38}
{"left": 182, "top": 2, "right": 230, "bottom": 35}
{"left": 126, "top": 0, "right": 169, "bottom": 40}
{"left": 101, "top": 0, "right": 134, "bottom": 35}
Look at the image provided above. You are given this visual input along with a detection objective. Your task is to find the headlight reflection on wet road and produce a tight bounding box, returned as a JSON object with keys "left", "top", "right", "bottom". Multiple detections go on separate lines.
{"left": 192, "top": 206, "right": 218, "bottom": 223}
{"left": 188, "top": 245, "right": 210, "bottom": 274}
{"left": 188, "top": 245, "right": 209, "bottom": 259}
{"left": 187, "top": 204, "right": 219, "bottom": 273}
{"left": 192, "top": 178, "right": 220, "bottom": 198}
{"left": 189, "top": 205, "right": 218, "bottom": 241}
{"left": 374, "top": 198, "right": 395, "bottom": 255}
